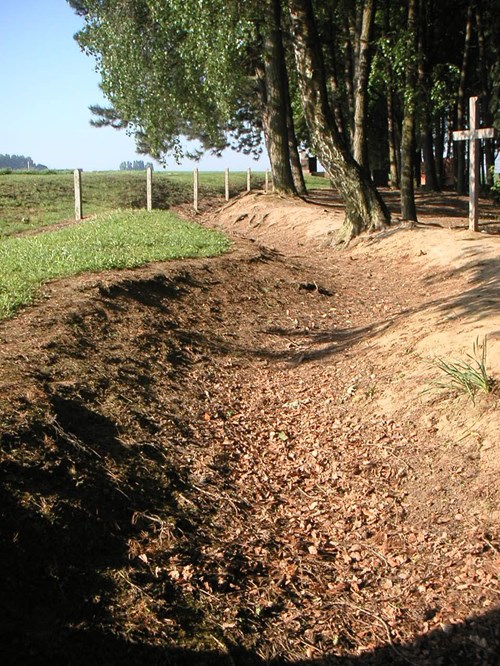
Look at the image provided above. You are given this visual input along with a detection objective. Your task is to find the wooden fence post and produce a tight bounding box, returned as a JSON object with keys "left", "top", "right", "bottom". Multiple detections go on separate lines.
{"left": 74, "top": 169, "right": 83, "bottom": 221}
{"left": 146, "top": 166, "right": 153, "bottom": 211}
{"left": 193, "top": 167, "right": 199, "bottom": 212}
{"left": 225, "top": 168, "right": 230, "bottom": 202}
{"left": 247, "top": 167, "right": 251, "bottom": 193}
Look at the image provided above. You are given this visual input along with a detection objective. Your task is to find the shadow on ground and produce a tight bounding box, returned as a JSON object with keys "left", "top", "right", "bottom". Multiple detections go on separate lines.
{"left": 1, "top": 257, "right": 499, "bottom": 665}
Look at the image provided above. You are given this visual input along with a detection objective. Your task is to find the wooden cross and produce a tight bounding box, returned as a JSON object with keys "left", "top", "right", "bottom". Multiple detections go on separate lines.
{"left": 453, "top": 96, "right": 495, "bottom": 232}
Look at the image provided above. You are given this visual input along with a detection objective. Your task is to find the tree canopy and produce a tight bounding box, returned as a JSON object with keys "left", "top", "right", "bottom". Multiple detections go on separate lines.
{"left": 0, "top": 154, "right": 48, "bottom": 171}
{"left": 69, "top": 0, "right": 499, "bottom": 241}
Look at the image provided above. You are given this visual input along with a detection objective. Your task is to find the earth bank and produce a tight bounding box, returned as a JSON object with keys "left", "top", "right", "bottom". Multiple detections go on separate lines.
{"left": 0, "top": 189, "right": 499, "bottom": 664}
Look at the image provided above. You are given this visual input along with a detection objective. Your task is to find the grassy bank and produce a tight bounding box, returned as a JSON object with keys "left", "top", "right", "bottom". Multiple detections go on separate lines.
{"left": 0, "top": 170, "right": 263, "bottom": 237}
{"left": 0, "top": 169, "right": 331, "bottom": 237}
{"left": 0, "top": 209, "right": 230, "bottom": 319}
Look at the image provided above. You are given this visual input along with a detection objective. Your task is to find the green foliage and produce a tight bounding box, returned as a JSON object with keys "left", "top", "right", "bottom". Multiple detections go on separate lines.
{"left": 0, "top": 154, "right": 48, "bottom": 170}
{"left": 119, "top": 160, "right": 154, "bottom": 171}
{"left": 430, "top": 64, "right": 460, "bottom": 113}
{"left": 431, "top": 337, "right": 495, "bottom": 404}
{"left": 0, "top": 210, "right": 230, "bottom": 319}
{"left": 490, "top": 168, "right": 500, "bottom": 203}
{"left": 74, "top": 0, "right": 255, "bottom": 161}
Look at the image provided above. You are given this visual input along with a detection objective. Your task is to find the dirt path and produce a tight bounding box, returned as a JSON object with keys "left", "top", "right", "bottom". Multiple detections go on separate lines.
{"left": 0, "top": 190, "right": 499, "bottom": 664}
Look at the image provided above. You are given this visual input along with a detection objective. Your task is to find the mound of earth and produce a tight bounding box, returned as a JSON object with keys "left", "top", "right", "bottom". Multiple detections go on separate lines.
{"left": 0, "top": 189, "right": 498, "bottom": 664}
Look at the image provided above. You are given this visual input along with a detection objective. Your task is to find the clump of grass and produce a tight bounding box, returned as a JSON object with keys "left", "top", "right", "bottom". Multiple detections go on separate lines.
{"left": 432, "top": 337, "right": 495, "bottom": 404}
{"left": 0, "top": 209, "right": 230, "bottom": 319}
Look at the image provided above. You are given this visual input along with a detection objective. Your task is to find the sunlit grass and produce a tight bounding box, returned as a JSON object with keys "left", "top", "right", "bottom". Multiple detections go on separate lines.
{"left": 0, "top": 209, "right": 230, "bottom": 319}
{"left": 430, "top": 337, "right": 495, "bottom": 404}
{"left": 0, "top": 170, "right": 267, "bottom": 237}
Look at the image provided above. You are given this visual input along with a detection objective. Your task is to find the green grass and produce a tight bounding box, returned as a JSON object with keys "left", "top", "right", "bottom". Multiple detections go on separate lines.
{"left": 431, "top": 337, "right": 495, "bottom": 404}
{"left": 0, "top": 170, "right": 267, "bottom": 237}
{"left": 0, "top": 209, "right": 230, "bottom": 319}
{"left": 303, "top": 173, "right": 332, "bottom": 189}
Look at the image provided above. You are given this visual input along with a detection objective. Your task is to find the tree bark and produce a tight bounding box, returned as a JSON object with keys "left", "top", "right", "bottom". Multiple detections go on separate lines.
{"left": 422, "top": 128, "right": 440, "bottom": 190}
{"left": 353, "top": 0, "right": 376, "bottom": 170}
{"left": 400, "top": 0, "right": 418, "bottom": 222}
{"left": 288, "top": 0, "right": 390, "bottom": 243}
{"left": 387, "top": 87, "right": 400, "bottom": 188}
{"left": 455, "top": 2, "right": 473, "bottom": 195}
{"left": 417, "top": 0, "right": 440, "bottom": 192}
{"left": 283, "top": 44, "right": 307, "bottom": 194}
{"left": 342, "top": 12, "right": 355, "bottom": 149}
{"left": 323, "top": 11, "right": 348, "bottom": 145}
{"left": 262, "top": 0, "right": 297, "bottom": 195}
{"left": 383, "top": 0, "right": 400, "bottom": 189}
{"left": 475, "top": 3, "right": 494, "bottom": 188}
{"left": 434, "top": 112, "right": 445, "bottom": 188}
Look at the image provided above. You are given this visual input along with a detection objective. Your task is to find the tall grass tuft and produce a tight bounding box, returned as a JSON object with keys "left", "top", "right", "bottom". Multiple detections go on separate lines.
{"left": 432, "top": 337, "right": 495, "bottom": 404}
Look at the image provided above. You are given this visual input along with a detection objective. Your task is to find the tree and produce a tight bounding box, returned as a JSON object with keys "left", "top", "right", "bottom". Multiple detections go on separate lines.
{"left": 256, "top": 0, "right": 297, "bottom": 194}
{"left": 352, "top": 0, "right": 376, "bottom": 170}
{"left": 287, "top": 0, "right": 390, "bottom": 243}
{"left": 70, "top": 0, "right": 303, "bottom": 193}
{"left": 0, "top": 154, "right": 47, "bottom": 170}
{"left": 400, "top": 0, "right": 418, "bottom": 222}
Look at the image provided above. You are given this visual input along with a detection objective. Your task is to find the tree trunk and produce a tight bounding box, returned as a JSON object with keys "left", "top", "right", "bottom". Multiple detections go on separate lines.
{"left": 434, "top": 112, "right": 445, "bottom": 188}
{"left": 283, "top": 46, "right": 307, "bottom": 194}
{"left": 400, "top": 0, "right": 418, "bottom": 222}
{"left": 417, "top": 0, "right": 440, "bottom": 192}
{"left": 288, "top": 0, "right": 390, "bottom": 243}
{"left": 262, "top": 0, "right": 297, "bottom": 195}
{"left": 475, "top": 5, "right": 495, "bottom": 188}
{"left": 343, "top": 13, "right": 355, "bottom": 149}
{"left": 353, "top": 0, "right": 375, "bottom": 170}
{"left": 456, "top": 2, "right": 473, "bottom": 195}
{"left": 422, "top": 128, "right": 440, "bottom": 190}
{"left": 323, "top": 11, "right": 348, "bottom": 145}
{"left": 387, "top": 88, "right": 400, "bottom": 188}
{"left": 383, "top": 0, "right": 400, "bottom": 189}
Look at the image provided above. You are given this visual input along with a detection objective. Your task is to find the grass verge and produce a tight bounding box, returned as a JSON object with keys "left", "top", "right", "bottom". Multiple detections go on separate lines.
{"left": 0, "top": 170, "right": 267, "bottom": 237}
{"left": 0, "top": 209, "right": 230, "bottom": 319}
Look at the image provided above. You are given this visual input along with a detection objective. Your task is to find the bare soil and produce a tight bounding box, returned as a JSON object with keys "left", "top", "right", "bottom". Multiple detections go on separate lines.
{"left": 0, "top": 188, "right": 499, "bottom": 665}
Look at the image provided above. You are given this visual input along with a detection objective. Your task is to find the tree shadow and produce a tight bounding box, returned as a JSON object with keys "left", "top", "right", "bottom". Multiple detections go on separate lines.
{"left": 0, "top": 392, "right": 215, "bottom": 664}
{"left": 261, "top": 321, "right": 393, "bottom": 363}
{"left": 422, "top": 249, "right": 500, "bottom": 326}
{"left": 97, "top": 271, "right": 204, "bottom": 311}
{"left": 1, "top": 268, "right": 499, "bottom": 664}
{"left": 1, "top": 606, "right": 497, "bottom": 664}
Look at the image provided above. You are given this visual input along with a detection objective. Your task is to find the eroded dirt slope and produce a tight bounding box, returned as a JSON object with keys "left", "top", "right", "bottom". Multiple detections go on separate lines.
{"left": 0, "top": 191, "right": 499, "bottom": 665}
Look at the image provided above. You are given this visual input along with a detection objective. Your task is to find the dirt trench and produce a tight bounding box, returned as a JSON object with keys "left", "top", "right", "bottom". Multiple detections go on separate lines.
{"left": 0, "top": 193, "right": 499, "bottom": 665}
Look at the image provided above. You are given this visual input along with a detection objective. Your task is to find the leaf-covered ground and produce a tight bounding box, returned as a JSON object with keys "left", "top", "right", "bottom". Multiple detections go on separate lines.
{"left": 0, "top": 190, "right": 499, "bottom": 664}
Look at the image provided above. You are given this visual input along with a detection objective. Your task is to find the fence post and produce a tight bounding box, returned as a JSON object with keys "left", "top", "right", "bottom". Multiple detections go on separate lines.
{"left": 74, "top": 169, "right": 83, "bottom": 221}
{"left": 193, "top": 167, "right": 199, "bottom": 212}
{"left": 265, "top": 169, "right": 269, "bottom": 193}
{"left": 225, "top": 168, "right": 230, "bottom": 202}
{"left": 247, "top": 167, "right": 251, "bottom": 193}
{"left": 146, "top": 166, "right": 153, "bottom": 211}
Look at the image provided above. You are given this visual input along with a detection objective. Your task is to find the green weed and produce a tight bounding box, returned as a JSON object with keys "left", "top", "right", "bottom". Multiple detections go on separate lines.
{"left": 431, "top": 337, "right": 495, "bottom": 404}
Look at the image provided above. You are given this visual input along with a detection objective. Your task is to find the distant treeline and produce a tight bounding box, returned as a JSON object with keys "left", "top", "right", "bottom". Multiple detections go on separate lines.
{"left": 119, "top": 160, "right": 154, "bottom": 171}
{"left": 0, "top": 154, "right": 48, "bottom": 170}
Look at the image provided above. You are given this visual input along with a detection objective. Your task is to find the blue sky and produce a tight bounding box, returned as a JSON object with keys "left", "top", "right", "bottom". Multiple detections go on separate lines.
{"left": 0, "top": 1, "right": 268, "bottom": 172}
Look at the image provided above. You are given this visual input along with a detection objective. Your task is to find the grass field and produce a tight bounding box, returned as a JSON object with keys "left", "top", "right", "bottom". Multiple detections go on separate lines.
{"left": 0, "top": 170, "right": 260, "bottom": 237}
{"left": 0, "top": 209, "right": 230, "bottom": 319}
{"left": 0, "top": 169, "right": 331, "bottom": 237}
